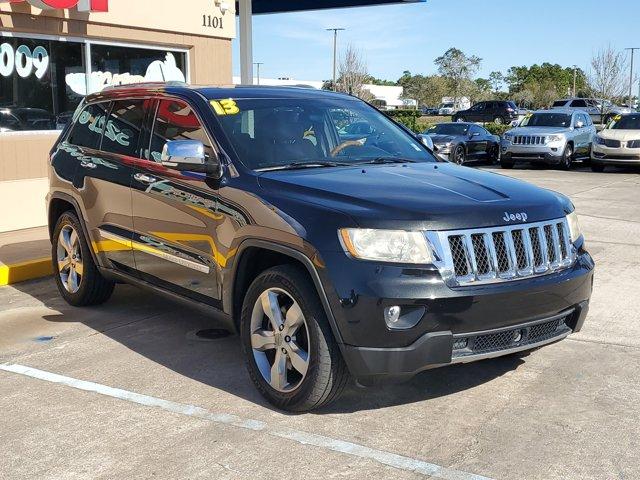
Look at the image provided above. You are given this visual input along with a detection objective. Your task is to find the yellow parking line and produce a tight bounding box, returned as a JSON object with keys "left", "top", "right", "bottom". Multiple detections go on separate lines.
{"left": 0, "top": 257, "right": 53, "bottom": 286}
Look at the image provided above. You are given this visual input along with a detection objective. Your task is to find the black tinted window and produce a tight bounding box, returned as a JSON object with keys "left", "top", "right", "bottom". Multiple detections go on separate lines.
{"left": 149, "top": 99, "right": 215, "bottom": 163}
{"left": 102, "top": 100, "right": 145, "bottom": 157}
{"left": 570, "top": 99, "right": 587, "bottom": 107}
{"left": 66, "top": 102, "right": 109, "bottom": 149}
{"left": 552, "top": 101, "right": 568, "bottom": 107}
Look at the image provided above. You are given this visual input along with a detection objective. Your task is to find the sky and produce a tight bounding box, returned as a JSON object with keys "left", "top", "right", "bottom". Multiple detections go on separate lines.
{"left": 232, "top": 0, "right": 640, "bottom": 83}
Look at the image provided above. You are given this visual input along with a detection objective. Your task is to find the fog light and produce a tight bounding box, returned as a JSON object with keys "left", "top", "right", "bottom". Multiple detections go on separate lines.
{"left": 513, "top": 330, "right": 523, "bottom": 343}
{"left": 384, "top": 306, "right": 401, "bottom": 324}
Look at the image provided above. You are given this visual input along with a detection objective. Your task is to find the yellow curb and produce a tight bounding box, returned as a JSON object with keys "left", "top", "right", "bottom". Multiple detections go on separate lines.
{"left": 0, "top": 257, "right": 53, "bottom": 286}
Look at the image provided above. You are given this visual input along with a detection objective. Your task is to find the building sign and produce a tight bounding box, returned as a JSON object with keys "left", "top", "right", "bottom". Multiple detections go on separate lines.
{"left": 0, "top": 42, "right": 49, "bottom": 79}
{"left": 0, "top": 0, "right": 108, "bottom": 11}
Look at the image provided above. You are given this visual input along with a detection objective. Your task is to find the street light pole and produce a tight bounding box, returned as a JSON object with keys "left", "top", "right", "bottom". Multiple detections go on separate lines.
{"left": 625, "top": 48, "right": 640, "bottom": 108}
{"left": 253, "top": 62, "right": 264, "bottom": 85}
{"left": 326, "top": 28, "right": 345, "bottom": 91}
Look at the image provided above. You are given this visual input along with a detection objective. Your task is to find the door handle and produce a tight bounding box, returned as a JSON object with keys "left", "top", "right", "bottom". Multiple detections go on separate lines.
{"left": 133, "top": 173, "right": 157, "bottom": 185}
{"left": 79, "top": 161, "right": 97, "bottom": 169}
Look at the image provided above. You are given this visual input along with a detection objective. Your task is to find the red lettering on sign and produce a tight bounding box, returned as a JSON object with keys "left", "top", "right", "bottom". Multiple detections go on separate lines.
{"left": 3, "top": 0, "right": 108, "bottom": 12}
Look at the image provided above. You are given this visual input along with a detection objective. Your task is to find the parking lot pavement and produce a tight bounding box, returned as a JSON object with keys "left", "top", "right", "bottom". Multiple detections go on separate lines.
{"left": 1, "top": 166, "right": 639, "bottom": 480}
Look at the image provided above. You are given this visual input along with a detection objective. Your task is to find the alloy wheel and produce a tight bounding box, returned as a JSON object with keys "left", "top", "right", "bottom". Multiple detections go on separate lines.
{"left": 494, "top": 116, "right": 504, "bottom": 124}
{"left": 453, "top": 145, "right": 465, "bottom": 165}
{"left": 250, "top": 288, "right": 310, "bottom": 393}
{"left": 57, "top": 225, "right": 83, "bottom": 294}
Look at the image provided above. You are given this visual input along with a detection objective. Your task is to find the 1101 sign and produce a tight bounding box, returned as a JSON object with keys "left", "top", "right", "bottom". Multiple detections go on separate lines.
{"left": 202, "top": 15, "right": 223, "bottom": 29}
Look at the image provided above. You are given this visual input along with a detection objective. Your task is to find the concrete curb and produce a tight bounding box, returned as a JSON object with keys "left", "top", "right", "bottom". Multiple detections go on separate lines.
{"left": 0, "top": 258, "right": 53, "bottom": 286}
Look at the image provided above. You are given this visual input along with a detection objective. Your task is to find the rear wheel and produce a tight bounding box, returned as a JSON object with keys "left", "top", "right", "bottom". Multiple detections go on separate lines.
{"left": 240, "top": 265, "right": 349, "bottom": 412}
{"left": 52, "top": 211, "right": 115, "bottom": 306}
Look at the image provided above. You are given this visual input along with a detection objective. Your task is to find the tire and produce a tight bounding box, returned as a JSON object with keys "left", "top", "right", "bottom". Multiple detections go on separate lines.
{"left": 591, "top": 162, "right": 605, "bottom": 172}
{"left": 455, "top": 116, "right": 465, "bottom": 123}
{"left": 559, "top": 143, "right": 574, "bottom": 170}
{"left": 451, "top": 144, "right": 466, "bottom": 165}
{"left": 488, "top": 144, "right": 500, "bottom": 163}
{"left": 500, "top": 158, "right": 514, "bottom": 169}
{"left": 240, "top": 265, "right": 350, "bottom": 412}
{"left": 493, "top": 116, "right": 505, "bottom": 125}
{"left": 52, "top": 211, "right": 115, "bottom": 306}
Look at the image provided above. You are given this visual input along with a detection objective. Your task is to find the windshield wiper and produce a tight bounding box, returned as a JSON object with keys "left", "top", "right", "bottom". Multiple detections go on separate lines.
{"left": 359, "top": 157, "right": 417, "bottom": 165}
{"left": 257, "top": 161, "right": 352, "bottom": 172}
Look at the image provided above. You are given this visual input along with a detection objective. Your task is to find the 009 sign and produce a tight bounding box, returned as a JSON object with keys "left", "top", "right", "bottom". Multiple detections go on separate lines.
{"left": 0, "top": 43, "right": 50, "bottom": 79}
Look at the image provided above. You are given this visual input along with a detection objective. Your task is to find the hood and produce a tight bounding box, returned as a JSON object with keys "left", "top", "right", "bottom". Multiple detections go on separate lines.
{"left": 258, "top": 163, "right": 571, "bottom": 231}
{"left": 429, "top": 134, "right": 459, "bottom": 144}
{"left": 598, "top": 129, "right": 640, "bottom": 141}
{"left": 507, "top": 126, "right": 570, "bottom": 136}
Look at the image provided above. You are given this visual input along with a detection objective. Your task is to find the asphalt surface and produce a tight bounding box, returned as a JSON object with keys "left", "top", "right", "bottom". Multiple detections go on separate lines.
{"left": 1, "top": 164, "right": 639, "bottom": 480}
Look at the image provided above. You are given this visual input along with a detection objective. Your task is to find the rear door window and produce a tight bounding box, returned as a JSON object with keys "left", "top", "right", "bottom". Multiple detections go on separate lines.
{"left": 552, "top": 100, "right": 568, "bottom": 107}
{"left": 101, "top": 100, "right": 145, "bottom": 157}
{"left": 570, "top": 99, "right": 587, "bottom": 108}
{"left": 66, "top": 102, "right": 109, "bottom": 150}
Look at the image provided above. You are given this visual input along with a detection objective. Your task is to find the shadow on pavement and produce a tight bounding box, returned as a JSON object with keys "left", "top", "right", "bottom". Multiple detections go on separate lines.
{"left": 11, "top": 277, "right": 525, "bottom": 414}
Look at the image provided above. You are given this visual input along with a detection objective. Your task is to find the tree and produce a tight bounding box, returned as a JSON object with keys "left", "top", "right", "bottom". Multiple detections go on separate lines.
{"left": 488, "top": 71, "right": 504, "bottom": 93}
{"left": 335, "top": 44, "right": 374, "bottom": 101}
{"left": 434, "top": 48, "right": 481, "bottom": 105}
{"left": 397, "top": 73, "right": 449, "bottom": 107}
{"left": 588, "top": 45, "right": 630, "bottom": 119}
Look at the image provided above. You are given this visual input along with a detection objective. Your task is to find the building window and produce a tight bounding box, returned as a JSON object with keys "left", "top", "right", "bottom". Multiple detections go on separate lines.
{"left": 1, "top": 35, "right": 187, "bottom": 133}
{"left": 89, "top": 44, "right": 186, "bottom": 95}
{"left": 0, "top": 37, "right": 85, "bottom": 132}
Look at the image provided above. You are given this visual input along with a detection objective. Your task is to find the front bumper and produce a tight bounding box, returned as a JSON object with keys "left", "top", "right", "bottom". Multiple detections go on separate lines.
{"left": 501, "top": 142, "right": 565, "bottom": 164}
{"left": 318, "top": 249, "right": 594, "bottom": 379}
{"left": 342, "top": 303, "right": 588, "bottom": 378}
{"left": 592, "top": 145, "right": 640, "bottom": 165}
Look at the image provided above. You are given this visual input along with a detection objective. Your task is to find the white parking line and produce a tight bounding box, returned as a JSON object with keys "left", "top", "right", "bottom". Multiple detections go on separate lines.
{"left": 0, "top": 363, "right": 493, "bottom": 480}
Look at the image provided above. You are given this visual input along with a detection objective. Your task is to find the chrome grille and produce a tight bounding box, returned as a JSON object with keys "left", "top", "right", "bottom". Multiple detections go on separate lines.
{"left": 513, "top": 135, "right": 545, "bottom": 145}
{"left": 427, "top": 217, "right": 575, "bottom": 286}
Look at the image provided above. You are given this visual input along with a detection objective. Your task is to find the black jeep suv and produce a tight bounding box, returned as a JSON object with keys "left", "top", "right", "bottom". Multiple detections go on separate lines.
{"left": 47, "top": 84, "right": 594, "bottom": 411}
{"left": 453, "top": 101, "right": 520, "bottom": 125}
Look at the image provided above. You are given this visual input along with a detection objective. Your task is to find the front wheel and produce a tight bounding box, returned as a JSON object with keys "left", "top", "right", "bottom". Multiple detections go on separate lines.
{"left": 500, "top": 158, "right": 515, "bottom": 169}
{"left": 455, "top": 116, "right": 465, "bottom": 123}
{"left": 240, "top": 265, "right": 350, "bottom": 412}
{"left": 451, "top": 145, "right": 466, "bottom": 165}
{"left": 560, "top": 144, "right": 573, "bottom": 170}
{"left": 493, "top": 116, "right": 505, "bottom": 125}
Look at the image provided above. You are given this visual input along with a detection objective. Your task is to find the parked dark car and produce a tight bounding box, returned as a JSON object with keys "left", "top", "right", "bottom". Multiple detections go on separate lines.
{"left": 47, "top": 84, "right": 594, "bottom": 411}
{"left": 425, "top": 122, "right": 500, "bottom": 164}
{"left": 0, "top": 107, "right": 55, "bottom": 131}
{"left": 453, "top": 101, "right": 519, "bottom": 125}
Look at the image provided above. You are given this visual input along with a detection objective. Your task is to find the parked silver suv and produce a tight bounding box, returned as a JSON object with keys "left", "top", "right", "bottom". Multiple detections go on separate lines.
{"left": 501, "top": 109, "right": 596, "bottom": 169}
{"left": 551, "top": 98, "right": 632, "bottom": 124}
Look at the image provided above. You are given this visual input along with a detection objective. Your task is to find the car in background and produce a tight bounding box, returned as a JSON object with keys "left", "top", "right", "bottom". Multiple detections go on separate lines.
{"left": 424, "top": 122, "right": 500, "bottom": 165}
{"left": 591, "top": 113, "right": 640, "bottom": 172}
{"left": 551, "top": 98, "right": 633, "bottom": 124}
{"left": 453, "top": 101, "right": 520, "bottom": 125}
{"left": 420, "top": 106, "right": 439, "bottom": 116}
{"left": 0, "top": 107, "right": 55, "bottom": 131}
{"left": 501, "top": 109, "right": 595, "bottom": 169}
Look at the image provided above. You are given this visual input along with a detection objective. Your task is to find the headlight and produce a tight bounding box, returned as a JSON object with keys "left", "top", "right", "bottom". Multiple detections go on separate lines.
{"left": 566, "top": 211, "right": 582, "bottom": 243}
{"left": 595, "top": 136, "right": 606, "bottom": 145}
{"left": 503, "top": 133, "right": 513, "bottom": 141}
{"left": 547, "top": 135, "right": 564, "bottom": 143}
{"left": 339, "top": 229, "right": 433, "bottom": 264}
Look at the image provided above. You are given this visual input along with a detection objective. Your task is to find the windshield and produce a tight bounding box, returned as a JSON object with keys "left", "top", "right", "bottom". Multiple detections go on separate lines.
{"left": 609, "top": 114, "right": 640, "bottom": 130}
{"left": 426, "top": 124, "right": 469, "bottom": 136}
{"left": 213, "top": 97, "right": 437, "bottom": 170}
{"left": 520, "top": 113, "right": 572, "bottom": 128}
{"left": 441, "top": 103, "right": 454, "bottom": 108}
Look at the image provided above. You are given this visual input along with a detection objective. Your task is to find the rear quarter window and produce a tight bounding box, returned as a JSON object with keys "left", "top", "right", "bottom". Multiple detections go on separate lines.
{"left": 66, "top": 103, "right": 109, "bottom": 150}
{"left": 552, "top": 101, "right": 568, "bottom": 107}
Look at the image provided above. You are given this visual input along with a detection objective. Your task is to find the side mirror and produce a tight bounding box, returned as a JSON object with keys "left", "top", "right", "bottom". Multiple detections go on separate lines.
{"left": 161, "top": 140, "right": 205, "bottom": 168}
{"left": 575, "top": 121, "right": 584, "bottom": 129}
{"left": 470, "top": 132, "right": 480, "bottom": 137}
{"left": 417, "top": 133, "right": 434, "bottom": 151}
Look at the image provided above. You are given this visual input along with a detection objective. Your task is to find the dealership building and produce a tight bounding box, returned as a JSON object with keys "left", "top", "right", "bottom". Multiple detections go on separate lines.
{"left": 0, "top": 0, "right": 423, "bottom": 232}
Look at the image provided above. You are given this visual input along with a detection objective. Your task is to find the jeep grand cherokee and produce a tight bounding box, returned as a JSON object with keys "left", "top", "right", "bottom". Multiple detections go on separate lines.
{"left": 47, "top": 84, "right": 594, "bottom": 411}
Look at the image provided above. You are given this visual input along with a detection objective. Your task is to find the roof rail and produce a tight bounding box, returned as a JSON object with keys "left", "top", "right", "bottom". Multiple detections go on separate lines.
{"left": 101, "top": 81, "right": 189, "bottom": 91}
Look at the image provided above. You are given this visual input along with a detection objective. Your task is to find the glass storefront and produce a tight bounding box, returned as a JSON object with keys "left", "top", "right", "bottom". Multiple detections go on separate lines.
{"left": 0, "top": 35, "right": 187, "bottom": 132}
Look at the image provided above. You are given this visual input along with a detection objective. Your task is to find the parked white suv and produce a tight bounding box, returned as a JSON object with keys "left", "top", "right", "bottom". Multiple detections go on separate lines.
{"left": 551, "top": 98, "right": 632, "bottom": 124}
{"left": 591, "top": 113, "right": 640, "bottom": 172}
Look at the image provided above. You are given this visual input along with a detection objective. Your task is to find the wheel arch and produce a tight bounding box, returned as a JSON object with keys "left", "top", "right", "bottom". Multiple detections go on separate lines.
{"left": 227, "top": 239, "right": 344, "bottom": 346}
